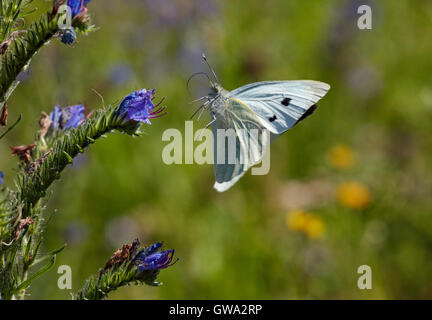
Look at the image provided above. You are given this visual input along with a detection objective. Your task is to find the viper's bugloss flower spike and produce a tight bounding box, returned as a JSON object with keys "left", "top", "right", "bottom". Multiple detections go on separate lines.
{"left": 50, "top": 104, "right": 86, "bottom": 130}
{"left": 75, "top": 239, "right": 172, "bottom": 300}
{"left": 116, "top": 89, "right": 167, "bottom": 124}
{"left": 0, "top": 0, "right": 99, "bottom": 300}
{"left": 134, "top": 245, "right": 178, "bottom": 271}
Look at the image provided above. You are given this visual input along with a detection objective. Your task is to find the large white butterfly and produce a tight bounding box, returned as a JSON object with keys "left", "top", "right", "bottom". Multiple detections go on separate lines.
{"left": 192, "top": 56, "right": 330, "bottom": 192}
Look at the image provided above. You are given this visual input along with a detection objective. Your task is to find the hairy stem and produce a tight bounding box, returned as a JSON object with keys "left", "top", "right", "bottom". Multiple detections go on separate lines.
{"left": 74, "top": 264, "right": 160, "bottom": 300}
{"left": 17, "top": 270, "right": 27, "bottom": 299}
{"left": 17, "top": 106, "right": 134, "bottom": 217}
{"left": 0, "top": 12, "right": 59, "bottom": 106}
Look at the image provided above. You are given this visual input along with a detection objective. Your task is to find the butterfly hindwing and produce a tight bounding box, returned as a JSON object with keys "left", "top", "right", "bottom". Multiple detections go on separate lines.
{"left": 227, "top": 80, "right": 330, "bottom": 134}
{"left": 212, "top": 98, "right": 270, "bottom": 192}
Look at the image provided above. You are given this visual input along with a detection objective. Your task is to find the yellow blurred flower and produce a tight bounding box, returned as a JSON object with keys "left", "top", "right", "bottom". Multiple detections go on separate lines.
{"left": 286, "top": 210, "right": 325, "bottom": 239}
{"left": 327, "top": 144, "right": 355, "bottom": 170}
{"left": 337, "top": 181, "right": 372, "bottom": 210}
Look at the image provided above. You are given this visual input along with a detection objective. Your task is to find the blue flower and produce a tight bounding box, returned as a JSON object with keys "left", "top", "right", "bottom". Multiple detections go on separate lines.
{"left": 134, "top": 243, "right": 178, "bottom": 271}
{"left": 144, "top": 242, "right": 163, "bottom": 256}
{"left": 0, "top": 171, "right": 4, "bottom": 185}
{"left": 50, "top": 105, "right": 86, "bottom": 130}
{"left": 67, "top": 0, "right": 91, "bottom": 18}
{"left": 61, "top": 28, "right": 76, "bottom": 45}
{"left": 116, "top": 89, "right": 166, "bottom": 124}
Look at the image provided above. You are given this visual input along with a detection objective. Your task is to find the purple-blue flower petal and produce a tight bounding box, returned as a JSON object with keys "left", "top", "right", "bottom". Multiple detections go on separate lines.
{"left": 67, "top": 0, "right": 90, "bottom": 17}
{"left": 50, "top": 104, "right": 86, "bottom": 130}
{"left": 50, "top": 105, "right": 63, "bottom": 130}
{"left": 134, "top": 244, "right": 178, "bottom": 271}
{"left": 138, "top": 250, "right": 176, "bottom": 271}
{"left": 61, "top": 28, "right": 76, "bottom": 45}
{"left": 64, "top": 105, "right": 85, "bottom": 129}
{"left": 0, "top": 171, "right": 4, "bottom": 185}
{"left": 116, "top": 88, "right": 166, "bottom": 125}
{"left": 145, "top": 242, "right": 163, "bottom": 256}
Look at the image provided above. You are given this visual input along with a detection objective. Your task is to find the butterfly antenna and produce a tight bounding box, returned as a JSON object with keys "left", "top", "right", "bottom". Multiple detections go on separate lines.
{"left": 202, "top": 53, "right": 219, "bottom": 83}
{"left": 89, "top": 87, "right": 105, "bottom": 109}
{"left": 187, "top": 71, "right": 212, "bottom": 97}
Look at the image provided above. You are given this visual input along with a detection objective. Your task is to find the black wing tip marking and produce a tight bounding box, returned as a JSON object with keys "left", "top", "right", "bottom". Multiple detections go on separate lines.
{"left": 281, "top": 97, "right": 291, "bottom": 106}
{"left": 295, "top": 104, "right": 318, "bottom": 125}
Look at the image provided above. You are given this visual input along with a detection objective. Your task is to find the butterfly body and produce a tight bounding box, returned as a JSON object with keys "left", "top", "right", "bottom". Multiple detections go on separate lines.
{"left": 208, "top": 83, "right": 229, "bottom": 117}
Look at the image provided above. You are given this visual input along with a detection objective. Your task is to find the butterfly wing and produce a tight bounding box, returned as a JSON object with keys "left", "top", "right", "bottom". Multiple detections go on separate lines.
{"left": 227, "top": 80, "right": 330, "bottom": 134}
{"left": 212, "top": 98, "right": 270, "bottom": 192}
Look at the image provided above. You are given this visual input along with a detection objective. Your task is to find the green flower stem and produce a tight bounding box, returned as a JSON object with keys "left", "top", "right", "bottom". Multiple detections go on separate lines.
{"left": 16, "top": 269, "right": 28, "bottom": 300}
{"left": 74, "top": 263, "right": 160, "bottom": 300}
{"left": 0, "top": 113, "right": 22, "bottom": 140}
{"left": 0, "top": 12, "right": 59, "bottom": 106}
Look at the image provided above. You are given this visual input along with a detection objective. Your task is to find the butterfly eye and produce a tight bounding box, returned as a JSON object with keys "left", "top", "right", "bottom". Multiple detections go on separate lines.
{"left": 281, "top": 98, "right": 291, "bottom": 106}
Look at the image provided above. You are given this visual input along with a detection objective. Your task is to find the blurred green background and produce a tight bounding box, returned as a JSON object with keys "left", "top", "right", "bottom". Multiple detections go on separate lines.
{"left": 1, "top": 0, "right": 432, "bottom": 299}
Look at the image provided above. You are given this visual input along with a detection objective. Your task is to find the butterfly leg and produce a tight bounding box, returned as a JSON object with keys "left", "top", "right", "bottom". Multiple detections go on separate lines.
{"left": 190, "top": 98, "right": 211, "bottom": 120}
{"left": 189, "top": 96, "right": 210, "bottom": 104}
{"left": 196, "top": 99, "right": 212, "bottom": 121}
{"left": 195, "top": 112, "right": 216, "bottom": 141}
{"left": 205, "top": 111, "right": 217, "bottom": 128}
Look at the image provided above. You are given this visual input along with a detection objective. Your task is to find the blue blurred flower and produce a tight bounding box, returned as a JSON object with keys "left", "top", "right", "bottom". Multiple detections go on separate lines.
{"left": 145, "top": 0, "right": 218, "bottom": 28}
{"left": 61, "top": 28, "right": 76, "bottom": 45}
{"left": 50, "top": 104, "right": 86, "bottom": 130}
{"left": 0, "top": 171, "right": 4, "bottom": 185}
{"left": 116, "top": 89, "right": 166, "bottom": 124}
{"left": 64, "top": 221, "right": 89, "bottom": 245}
{"left": 134, "top": 244, "right": 178, "bottom": 271}
{"left": 108, "top": 63, "right": 134, "bottom": 86}
{"left": 67, "top": 0, "right": 91, "bottom": 18}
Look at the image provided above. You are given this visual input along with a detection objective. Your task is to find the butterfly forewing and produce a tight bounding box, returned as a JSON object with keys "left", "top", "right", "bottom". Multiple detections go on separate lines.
{"left": 227, "top": 80, "right": 330, "bottom": 135}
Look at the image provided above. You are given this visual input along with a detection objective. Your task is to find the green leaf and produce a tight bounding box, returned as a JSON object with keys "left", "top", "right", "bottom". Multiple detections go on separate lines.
{"left": 62, "top": 150, "right": 73, "bottom": 163}
{"left": 13, "top": 255, "right": 56, "bottom": 294}
{"left": 32, "top": 243, "right": 67, "bottom": 267}
{"left": 0, "top": 113, "right": 21, "bottom": 140}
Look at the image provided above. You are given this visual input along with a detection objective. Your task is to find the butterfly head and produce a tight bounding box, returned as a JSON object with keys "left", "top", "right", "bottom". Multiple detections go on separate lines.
{"left": 189, "top": 54, "right": 228, "bottom": 119}
{"left": 209, "top": 83, "right": 225, "bottom": 99}
{"left": 201, "top": 53, "right": 229, "bottom": 99}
